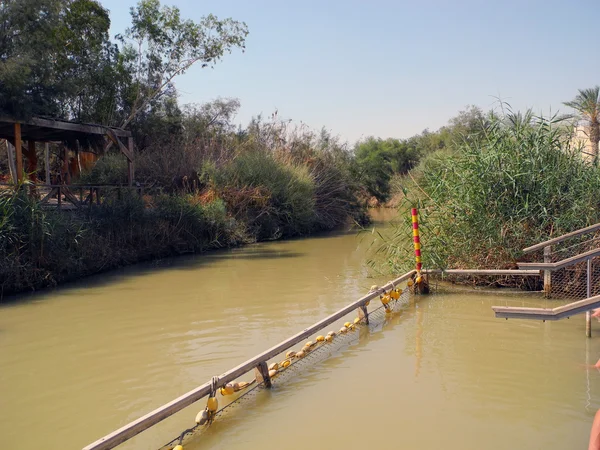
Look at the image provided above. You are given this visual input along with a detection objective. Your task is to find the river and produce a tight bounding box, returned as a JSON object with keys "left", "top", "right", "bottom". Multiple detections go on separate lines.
{"left": 1, "top": 210, "right": 599, "bottom": 449}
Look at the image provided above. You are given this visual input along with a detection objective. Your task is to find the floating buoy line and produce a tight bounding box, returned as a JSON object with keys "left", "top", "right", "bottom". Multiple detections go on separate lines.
{"left": 159, "top": 285, "right": 412, "bottom": 450}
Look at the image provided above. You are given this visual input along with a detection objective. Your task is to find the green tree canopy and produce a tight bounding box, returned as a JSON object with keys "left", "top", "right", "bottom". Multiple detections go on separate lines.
{"left": 354, "top": 137, "right": 420, "bottom": 201}
{"left": 0, "top": 0, "right": 248, "bottom": 128}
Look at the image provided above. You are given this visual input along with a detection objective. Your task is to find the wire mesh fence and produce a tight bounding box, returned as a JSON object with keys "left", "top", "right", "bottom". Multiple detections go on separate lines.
{"left": 158, "top": 286, "right": 412, "bottom": 450}
{"left": 550, "top": 256, "right": 600, "bottom": 300}
{"left": 548, "top": 234, "right": 600, "bottom": 263}
{"left": 522, "top": 232, "right": 600, "bottom": 264}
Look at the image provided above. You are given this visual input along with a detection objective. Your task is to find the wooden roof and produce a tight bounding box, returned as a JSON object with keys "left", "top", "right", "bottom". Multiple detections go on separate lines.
{"left": 0, "top": 116, "right": 131, "bottom": 144}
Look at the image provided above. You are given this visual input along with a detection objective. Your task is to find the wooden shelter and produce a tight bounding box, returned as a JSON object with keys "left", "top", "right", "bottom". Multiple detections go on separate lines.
{"left": 0, "top": 115, "right": 134, "bottom": 186}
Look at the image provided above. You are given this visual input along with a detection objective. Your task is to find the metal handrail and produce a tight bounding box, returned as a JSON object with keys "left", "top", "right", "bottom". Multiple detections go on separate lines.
{"left": 523, "top": 222, "right": 600, "bottom": 254}
{"left": 518, "top": 248, "right": 600, "bottom": 271}
{"left": 82, "top": 270, "right": 416, "bottom": 450}
{"left": 492, "top": 292, "right": 600, "bottom": 321}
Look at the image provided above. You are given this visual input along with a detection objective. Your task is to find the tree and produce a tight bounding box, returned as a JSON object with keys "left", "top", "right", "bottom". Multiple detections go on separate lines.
{"left": 354, "top": 137, "right": 419, "bottom": 201}
{"left": 0, "top": 0, "right": 119, "bottom": 122}
{"left": 117, "top": 0, "right": 248, "bottom": 128}
{"left": 0, "top": 0, "right": 248, "bottom": 130}
{"left": 564, "top": 86, "right": 600, "bottom": 164}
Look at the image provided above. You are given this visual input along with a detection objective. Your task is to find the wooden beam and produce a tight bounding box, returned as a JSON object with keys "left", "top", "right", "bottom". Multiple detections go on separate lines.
{"left": 105, "top": 129, "right": 133, "bottom": 161}
{"left": 127, "top": 136, "right": 134, "bottom": 186}
{"left": 82, "top": 270, "right": 417, "bottom": 450}
{"left": 44, "top": 143, "right": 51, "bottom": 185}
{"left": 26, "top": 140, "right": 38, "bottom": 183}
{"left": 523, "top": 222, "right": 600, "bottom": 254}
{"left": 0, "top": 115, "right": 131, "bottom": 138}
{"left": 5, "top": 139, "right": 17, "bottom": 183}
{"left": 62, "top": 147, "right": 70, "bottom": 184}
{"left": 14, "top": 123, "right": 22, "bottom": 183}
{"left": 423, "top": 269, "right": 540, "bottom": 276}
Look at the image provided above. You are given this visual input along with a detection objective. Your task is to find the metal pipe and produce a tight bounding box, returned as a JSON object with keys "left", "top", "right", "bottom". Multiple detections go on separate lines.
{"left": 587, "top": 258, "right": 593, "bottom": 337}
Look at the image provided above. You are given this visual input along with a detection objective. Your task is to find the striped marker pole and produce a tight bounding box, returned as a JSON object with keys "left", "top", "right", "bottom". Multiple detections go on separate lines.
{"left": 412, "top": 208, "right": 422, "bottom": 273}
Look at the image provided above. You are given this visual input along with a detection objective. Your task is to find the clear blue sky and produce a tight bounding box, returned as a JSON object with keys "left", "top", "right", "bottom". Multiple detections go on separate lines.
{"left": 100, "top": 0, "right": 600, "bottom": 143}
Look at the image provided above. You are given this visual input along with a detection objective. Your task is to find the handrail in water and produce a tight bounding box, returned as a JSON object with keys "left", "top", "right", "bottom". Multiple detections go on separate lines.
{"left": 492, "top": 293, "right": 600, "bottom": 321}
{"left": 82, "top": 270, "right": 417, "bottom": 450}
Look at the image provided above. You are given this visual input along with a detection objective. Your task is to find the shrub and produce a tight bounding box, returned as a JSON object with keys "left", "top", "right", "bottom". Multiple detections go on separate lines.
{"left": 78, "top": 153, "right": 128, "bottom": 185}
{"left": 207, "top": 151, "right": 318, "bottom": 239}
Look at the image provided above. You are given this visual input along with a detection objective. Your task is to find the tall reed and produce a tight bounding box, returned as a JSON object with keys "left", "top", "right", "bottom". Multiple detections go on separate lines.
{"left": 376, "top": 108, "right": 600, "bottom": 276}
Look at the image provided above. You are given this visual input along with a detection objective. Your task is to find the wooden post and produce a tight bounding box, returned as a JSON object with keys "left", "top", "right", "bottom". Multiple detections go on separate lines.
{"left": 5, "top": 140, "right": 17, "bottom": 183}
{"left": 57, "top": 186, "right": 62, "bottom": 209}
{"left": 254, "top": 361, "right": 272, "bottom": 388}
{"left": 26, "top": 140, "right": 38, "bottom": 183}
{"left": 62, "top": 147, "right": 70, "bottom": 185}
{"left": 14, "top": 123, "right": 23, "bottom": 184}
{"left": 357, "top": 305, "right": 369, "bottom": 324}
{"left": 543, "top": 245, "right": 552, "bottom": 298}
{"left": 127, "top": 136, "right": 134, "bottom": 187}
{"left": 44, "top": 143, "right": 51, "bottom": 185}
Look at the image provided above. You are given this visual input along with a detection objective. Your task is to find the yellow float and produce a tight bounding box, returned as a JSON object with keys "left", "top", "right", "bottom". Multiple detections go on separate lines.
{"left": 220, "top": 384, "right": 235, "bottom": 396}
{"left": 207, "top": 396, "right": 218, "bottom": 413}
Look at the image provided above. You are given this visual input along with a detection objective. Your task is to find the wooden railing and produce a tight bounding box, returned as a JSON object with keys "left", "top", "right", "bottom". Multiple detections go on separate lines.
{"left": 0, "top": 183, "right": 144, "bottom": 209}
{"left": 82, "top": 270, "right": 416, "bottom": 450}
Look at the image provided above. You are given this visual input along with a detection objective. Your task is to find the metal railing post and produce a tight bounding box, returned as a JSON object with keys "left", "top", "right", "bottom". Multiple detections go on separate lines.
{"left": 544, "top": 245, "right": 552, "bottom": 298}
{"left": 587, "top": 257, "right": 592, "bottom": 337}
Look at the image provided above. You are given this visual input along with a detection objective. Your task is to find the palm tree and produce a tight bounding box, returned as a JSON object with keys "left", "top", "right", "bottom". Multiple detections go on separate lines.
{"left": 564, "top": 86, "right": 600, "bottom": 164}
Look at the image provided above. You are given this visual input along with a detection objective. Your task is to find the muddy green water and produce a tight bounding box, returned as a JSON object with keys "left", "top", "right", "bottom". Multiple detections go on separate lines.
{"left": 1, "top": 211, "right": 600, "bottom": 449}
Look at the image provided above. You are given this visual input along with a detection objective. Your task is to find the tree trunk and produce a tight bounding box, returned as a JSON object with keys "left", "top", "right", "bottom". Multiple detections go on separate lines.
{"left": 590, "top": 120, "right": 600, "bottom": 166}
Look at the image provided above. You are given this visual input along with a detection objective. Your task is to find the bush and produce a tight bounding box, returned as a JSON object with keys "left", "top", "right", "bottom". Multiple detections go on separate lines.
{"left": 207, "top": 151, "right": 317, "bottom": 239}
{"left": 353, "top": 137, "right": 420, "bottom": 202}
{"left": 79, "top": 153, "right": 128, "bottom": 185}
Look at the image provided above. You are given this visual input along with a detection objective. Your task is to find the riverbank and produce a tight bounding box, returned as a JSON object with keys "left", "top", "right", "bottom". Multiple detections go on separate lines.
{"left": 0, "top": 174, "right": 368, "bottom": 299}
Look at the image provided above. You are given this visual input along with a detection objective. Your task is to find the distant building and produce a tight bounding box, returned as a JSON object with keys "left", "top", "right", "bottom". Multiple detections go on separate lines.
{"left": 572, "top": 124, "right": 596, "bottom": 163}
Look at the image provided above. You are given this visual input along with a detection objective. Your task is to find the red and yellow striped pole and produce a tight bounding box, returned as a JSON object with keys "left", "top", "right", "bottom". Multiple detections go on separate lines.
{"left": 412, "top": 208, "right": 422, "bottom": 273}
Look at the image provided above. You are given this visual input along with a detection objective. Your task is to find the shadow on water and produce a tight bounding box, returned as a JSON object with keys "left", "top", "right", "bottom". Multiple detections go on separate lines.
{"left": 0, "top": 246, "right": 305, "bottom": 308}
{"left": 0, "top": 218, "right": 379, "bottom": 308}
